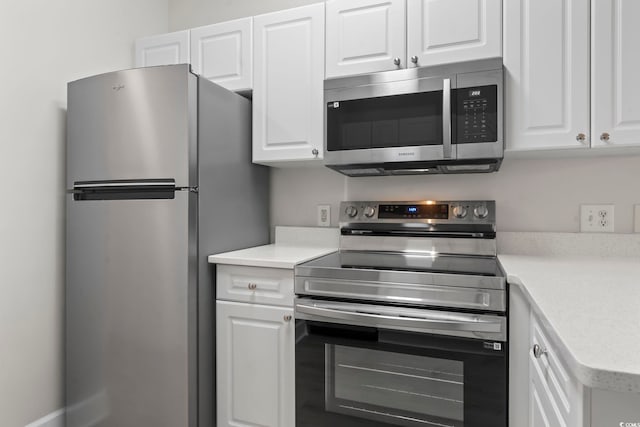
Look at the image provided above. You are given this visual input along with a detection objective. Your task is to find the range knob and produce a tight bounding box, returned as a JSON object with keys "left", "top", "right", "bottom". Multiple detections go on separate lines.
{"left": 452, "top": 205, "right": 468, "bottom": 219}
{"left": 345, "top": 205, "right": 358, "bottom": 218}
{"left": 363, "top": 206, "right": 376, "bottom": 218}
{"left": 474, "top": 205, "right": 489, "bottom": 219}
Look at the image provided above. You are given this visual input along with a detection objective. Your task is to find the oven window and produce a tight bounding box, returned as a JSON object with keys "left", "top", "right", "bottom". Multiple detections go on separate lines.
{"left": 326, "top": 345, "right": 464, "bottom": 427}
{"left": 326, "top": 92, "right": 443, "bottom": 151}
{"left": 296, "top": 321, "right": 507, "bottom": 427}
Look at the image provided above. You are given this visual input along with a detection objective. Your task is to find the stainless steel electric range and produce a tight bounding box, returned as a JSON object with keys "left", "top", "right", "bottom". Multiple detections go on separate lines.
{"left": 294, "top": 200, "right": 507, "bottom": 427}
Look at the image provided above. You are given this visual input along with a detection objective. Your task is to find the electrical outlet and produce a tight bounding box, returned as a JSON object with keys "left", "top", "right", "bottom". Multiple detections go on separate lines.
{"left": 634, "top": 205, "right": 640, "bottom": 233}
{"left": 580, "top": 204, "right": 614, "bottom": 232}
{"left": 317, "top": 204, "right": 331, "bottom": 227}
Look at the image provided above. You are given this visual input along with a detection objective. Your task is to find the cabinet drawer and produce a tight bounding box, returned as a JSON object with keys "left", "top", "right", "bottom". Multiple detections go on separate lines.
{"left": 530, "top": 314, "right": 575, "bottom": 422}
{"left": 216, "top": 265, "right": 294, "bottom": 306}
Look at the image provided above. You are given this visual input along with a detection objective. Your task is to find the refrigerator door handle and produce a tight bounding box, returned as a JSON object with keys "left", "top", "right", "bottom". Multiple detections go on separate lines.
{"left": 73, "top": 179, "right": 176, "bottom": 190}
{"left": 72, "top": 179, "right": 178, "bottom": 201}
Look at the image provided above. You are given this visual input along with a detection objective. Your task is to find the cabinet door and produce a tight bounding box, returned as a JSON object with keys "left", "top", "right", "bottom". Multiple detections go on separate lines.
{"left": 529, "top": 358, "right": 567, "bottom": 427}
{"left": 407, "top": 0, "right": 501, "bottom": 68}
{"left": 134, "top": 30, "right": 190, "bottom": 68}
{"left": 530, "top": 386, "right": 555, "bottom": 427}
{"left": 190, "top": 18, "right": 252, "bottom": 92}
{"left": 253, "top": 4, "right": 325, "bottom": 164}
{"left": 216, "top": 301, "right": 295, "bottom": 427}
{"left": 325, "top": 0, "right": 406, "bottom": 78}
{"left": 592, "top": 0, "right": 640, "bottom": 147}
{"left": 504, "top": 0, "right": 590, "bottom": 151}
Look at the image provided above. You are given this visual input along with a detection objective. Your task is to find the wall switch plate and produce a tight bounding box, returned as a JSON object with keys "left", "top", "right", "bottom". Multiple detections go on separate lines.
{"left": 635, "top": 205, "right": 640, "bottom": 233}
{"left": 317, "top": 204, "right": 331, "bottom": 227}
{"left": 580, "top": 204, "right": 614, "bottom": 232}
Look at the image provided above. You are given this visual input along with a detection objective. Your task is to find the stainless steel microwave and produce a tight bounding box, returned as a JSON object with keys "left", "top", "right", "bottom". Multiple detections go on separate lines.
{"left": 324, "top": 58, "right": 504, "bottom": 176}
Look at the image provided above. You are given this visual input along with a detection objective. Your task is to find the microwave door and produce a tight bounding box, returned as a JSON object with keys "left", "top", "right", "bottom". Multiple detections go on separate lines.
{"left": 324, "top": 74, "right": 457, "bottom": 167}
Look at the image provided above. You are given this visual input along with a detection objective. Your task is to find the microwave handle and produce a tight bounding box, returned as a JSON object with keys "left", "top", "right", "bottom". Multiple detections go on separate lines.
{"left": 443, "top": 78, "right": 452, "bottom": 159}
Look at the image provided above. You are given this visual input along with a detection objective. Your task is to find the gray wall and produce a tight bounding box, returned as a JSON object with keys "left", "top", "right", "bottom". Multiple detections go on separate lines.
{"left": 272, "top": 155, "right": 640, "bottom": 233}
{"left": 0, "top": 2, "right": 168, "bottom": 426}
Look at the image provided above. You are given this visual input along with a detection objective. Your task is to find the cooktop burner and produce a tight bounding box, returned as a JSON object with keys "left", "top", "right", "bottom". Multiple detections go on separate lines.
{"left": 304, "top": 251, "right": 501, "bottom": 277}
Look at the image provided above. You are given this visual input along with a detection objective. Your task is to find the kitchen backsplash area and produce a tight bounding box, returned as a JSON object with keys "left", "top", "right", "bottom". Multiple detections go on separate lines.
{"left": 271, "top": 154, "right": 640, "bottom": 233}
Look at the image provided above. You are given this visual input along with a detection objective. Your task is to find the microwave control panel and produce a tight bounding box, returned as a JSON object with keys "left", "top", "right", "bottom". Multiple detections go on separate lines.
{"left": 455, "top": 85, "right": 498, "bottom": 144}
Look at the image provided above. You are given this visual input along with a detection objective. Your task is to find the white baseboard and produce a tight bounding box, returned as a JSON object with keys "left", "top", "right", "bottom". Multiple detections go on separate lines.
{"left": 25, "top": 409, "right": 64, "bottom": 427}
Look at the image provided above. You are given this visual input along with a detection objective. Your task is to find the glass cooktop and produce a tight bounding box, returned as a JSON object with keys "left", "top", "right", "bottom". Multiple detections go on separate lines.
{"left": 300, "top": 251, "right": 502, "bottom": 277}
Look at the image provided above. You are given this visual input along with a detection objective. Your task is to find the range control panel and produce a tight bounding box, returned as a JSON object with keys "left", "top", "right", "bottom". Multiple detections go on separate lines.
{"left": 340, "top": 200, "right": 495, "bottom": 223}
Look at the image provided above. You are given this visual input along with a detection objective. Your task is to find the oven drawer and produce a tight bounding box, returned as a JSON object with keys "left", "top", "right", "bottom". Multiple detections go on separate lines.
{"left": 217, "top": 265, "right": 294, "bottom": 307}
{"left": 529, "top": 313, "right": 579, "bottom": 423}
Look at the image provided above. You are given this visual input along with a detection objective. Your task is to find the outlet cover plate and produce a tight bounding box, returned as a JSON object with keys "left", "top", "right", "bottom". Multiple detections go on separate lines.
{"left": 317, "top": 204, "right": 331, "bottom": 227}
{"left": 580, "top": 204, "right": 614, "bottom": 233}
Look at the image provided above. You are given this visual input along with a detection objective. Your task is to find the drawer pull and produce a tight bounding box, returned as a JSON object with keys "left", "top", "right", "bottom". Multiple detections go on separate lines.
{"left": 283, "top": 315, "right": 292, "bottom": 322}
{"left": 533, "top": 343, "right": 547, "bottom": 358}
{"left": 247, "top": 283, "right": 257, "bottom": 290}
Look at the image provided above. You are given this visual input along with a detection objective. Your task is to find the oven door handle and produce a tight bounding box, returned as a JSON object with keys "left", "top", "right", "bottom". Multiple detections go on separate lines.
{"left": 295, "top": 301, "right": 506, "bottom": 341}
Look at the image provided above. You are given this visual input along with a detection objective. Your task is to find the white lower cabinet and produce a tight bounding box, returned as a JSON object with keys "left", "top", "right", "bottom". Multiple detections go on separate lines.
{"left": 510, "top": 284, "right": 640, "bottom": 427}
{"left": 530, "top": 370, "right": 564, "bottom": 427}
{"left": 216, "top": 300, "right": 295, "bottom": 427}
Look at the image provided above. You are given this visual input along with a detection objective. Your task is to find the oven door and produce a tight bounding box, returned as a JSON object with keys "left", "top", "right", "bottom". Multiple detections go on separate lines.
{"left": 295, "top": 299, "right": 507, "bottom": 427}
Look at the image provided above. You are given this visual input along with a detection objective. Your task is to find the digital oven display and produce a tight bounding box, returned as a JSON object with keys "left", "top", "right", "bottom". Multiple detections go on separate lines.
{"left": 379, "top": 204, "right": 449, "bottom": 219}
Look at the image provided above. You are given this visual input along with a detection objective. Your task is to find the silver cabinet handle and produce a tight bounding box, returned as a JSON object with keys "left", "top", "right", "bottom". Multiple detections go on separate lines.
{"left": 410, "top": 55, "right": 418, "bottom": 64}
{"left": 283, "top": 315, "right": 292, "bottom": 322}
{"left": 311, "top": 148, "right": 319, "bottom": 157}
{"left": 576, "top": 133, "right": 586, "bottom": 142}
{"left": 600, "top": 132, "right": 610, "bottom": 142}
{"left": 532, "top": 344, "right": 547, "bottom": 358}
{"left": 393, "top": 57, "right": 401, "bottom": 66}
{"left": 442, "top": 78, "right": 452, "bottom": 159}
{"left": 247, "top": 283, "right": 257, "bottom": 290}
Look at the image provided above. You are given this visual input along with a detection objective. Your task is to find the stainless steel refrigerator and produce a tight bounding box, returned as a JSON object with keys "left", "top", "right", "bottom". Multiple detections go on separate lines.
{"left": 65, "top": 64, "right": 269, "bottom": 427}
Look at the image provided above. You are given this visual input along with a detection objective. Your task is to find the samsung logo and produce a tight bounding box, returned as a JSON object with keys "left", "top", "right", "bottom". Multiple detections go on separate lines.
{"left": 397, "top": 152, "right": 416, "bottom": 157}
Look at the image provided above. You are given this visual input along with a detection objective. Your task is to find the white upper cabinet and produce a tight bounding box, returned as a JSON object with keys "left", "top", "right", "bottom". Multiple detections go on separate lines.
{"left": 407, "top": 0, "right": 502, "bottom": 68}
{"left": 591, "top": 0, "right": 640, "bottom": 148}
{"left": 504, "top": 0, "right": 590, "bottom": 151}
{"left": 190, "top": 18, "right": 253, "bottom": 92}
{"left": 135, "top": 30, "right": 190, "bottom": 68}
{"left": 326, "top": 0, "right": 502, "bottom": 78}
{"left": 253, "top": 3, "right": 325, "bottom": 164}
{"left": 325, "top": 0, "right": 406, "bottom": 78}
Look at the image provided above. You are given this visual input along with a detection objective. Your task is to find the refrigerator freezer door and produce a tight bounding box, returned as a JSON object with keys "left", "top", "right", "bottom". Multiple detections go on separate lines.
{"left": 65, "top": 191, "right": 197, "bottom": 427}
{"left": 66, "top": 65, "right": 196, "bottom": 188}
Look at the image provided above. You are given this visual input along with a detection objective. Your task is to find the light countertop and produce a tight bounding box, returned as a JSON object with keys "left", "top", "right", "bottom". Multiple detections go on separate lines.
{"left": 499, "top": 254, "right": 640, "bottom": 393}
{"left": 208, "top": 244, "right": 337, "bottom": 269}
{"left": 208, "top": 226, "right": 339, "bottom": 269}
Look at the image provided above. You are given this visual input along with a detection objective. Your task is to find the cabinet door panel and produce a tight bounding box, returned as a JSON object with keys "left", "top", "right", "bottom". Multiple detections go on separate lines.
{"left": 190, "top": 18, "right": 252, "bottom": 92}
{"left": 504, "top": 0, "right": 589, "bottom": 151}
{"left": 216, "top": 301, "right": 295, "bottom": 427}
{"left": 407, "top": 0, "right": 501, "bottom": 68}
{"left": 135, "top": 31, "right": 190, "bottom": 68}
{"left": 592, "top": 0, "right": 640, "bottom": 147}
{"left": 326, "top": 0, "right": 406, "bottom": 77}
{"left": 530, "top": 358, "right": 567, "bottom": 427}
{"left": 253, "top": 4, "right": 325, "bottom": 163}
